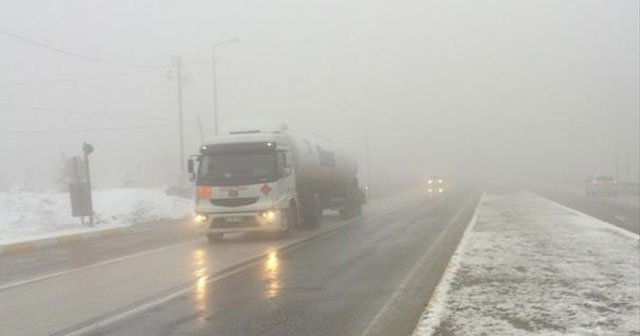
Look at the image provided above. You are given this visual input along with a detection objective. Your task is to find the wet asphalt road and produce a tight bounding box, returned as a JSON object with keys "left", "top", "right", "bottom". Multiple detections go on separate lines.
{"left": 83, "top": 189, "right": 478, "bottom": 336}
{"left": 0, "top": 188, "right": 479, "bottom": 336}
{"left": 0, "top": 218, "right": 199, "bottom": 287}
{"left": 532, "top": 185, "right": 640, "bottom": 234}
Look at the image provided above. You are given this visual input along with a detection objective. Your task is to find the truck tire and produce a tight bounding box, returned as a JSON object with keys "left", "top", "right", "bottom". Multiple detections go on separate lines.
{"left": 340, "top": 187, "right": 362, "bottom": 219}
{"left": 207, "top": 233, "right": 223, "bottom": 243}
{"left": 302, "top": 193, "right": 322, "bottom": 229}
{"left": 355, "top": 198, "right": 363, "bottom": 215}
{"left": 279, "top": 205, "right": 298, "bottom": 238}
{"left": 339, "top": 208, "right": 352, "bottom": 219}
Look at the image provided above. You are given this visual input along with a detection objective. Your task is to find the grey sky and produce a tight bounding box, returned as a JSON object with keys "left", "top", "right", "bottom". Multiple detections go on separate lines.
{"left": 1, "top": 0, "right": 638, "bottom": 188}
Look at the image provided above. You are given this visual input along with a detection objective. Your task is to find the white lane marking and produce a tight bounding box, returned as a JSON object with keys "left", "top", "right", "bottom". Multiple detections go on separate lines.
{"left": 614, "top": 215, "right": 628, "bottom": 222}
{"left": 0, "top": 238, "right": 203, "bottom": 292}
{"left": 3, "top": 192, "right": 413, "bottom": 294}
{"left": 411, "top": 193, "right": 484, "bottom": 336}
{"left": 60, "top": 207, "right": 400, "bottom": 336}
{"left": 360, "top": 195, "right": 476, "bottom": 336}
{"left": 535, "top": 193, "right": 639, "bottom": 240}
{"left": 58, "top": 194, "right": 428, "bottom": 336}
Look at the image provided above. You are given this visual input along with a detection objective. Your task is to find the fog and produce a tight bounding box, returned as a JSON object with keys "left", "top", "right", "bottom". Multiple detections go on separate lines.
{"left": 1, "top": 0, "right": 638, "bottom": 190}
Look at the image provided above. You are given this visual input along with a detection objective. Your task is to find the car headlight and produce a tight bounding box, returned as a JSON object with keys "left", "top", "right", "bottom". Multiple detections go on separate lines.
{"left": 194, "top": 213, "right": 209, "bottom": 223}
{"left": 260, "top": 210, "right": 277, "bottom": 221}
{"left": 428, "top": 180, "right": 433, "bottom": 184}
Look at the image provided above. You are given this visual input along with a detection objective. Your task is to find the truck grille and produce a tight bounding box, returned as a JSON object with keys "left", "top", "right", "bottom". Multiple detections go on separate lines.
{"left": 211, "top": 216, "right": 259, "bottom": 228}
{"left": 210, "top": 197, "right": 259, "bottom": 207}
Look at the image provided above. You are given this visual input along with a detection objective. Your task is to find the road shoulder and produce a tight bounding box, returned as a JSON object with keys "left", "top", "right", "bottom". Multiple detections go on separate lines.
{"left": 0, "top": 225, "right": 129, "bottom": 256}
{"left": 413, "top": 191, "right": 640, "bottom": 336}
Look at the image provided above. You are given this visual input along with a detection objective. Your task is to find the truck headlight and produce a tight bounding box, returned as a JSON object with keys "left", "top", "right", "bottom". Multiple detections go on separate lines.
{"left": 194, "top": 213, "right": 208, "bottom": 223}
{"left": 260, "top": 210, "right": 277, "bottom": 221}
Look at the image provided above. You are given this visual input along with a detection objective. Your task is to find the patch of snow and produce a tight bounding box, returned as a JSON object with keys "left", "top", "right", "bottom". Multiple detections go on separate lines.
{"left": 413, "top": 193, "right": 484, "bottom": 336}
{"left": 0, "top": 188, "right": 193, "bottom": 245}
{"left": 414, "top": 191, "right": 640, "bottom": 336}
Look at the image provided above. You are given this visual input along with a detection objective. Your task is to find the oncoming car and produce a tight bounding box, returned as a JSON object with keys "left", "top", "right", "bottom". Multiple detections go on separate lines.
{"left": 585, "top": 175, "right": 618, "bottom": 197}
{"left": 427, "top": 176, "right": 446, "bottom": 195}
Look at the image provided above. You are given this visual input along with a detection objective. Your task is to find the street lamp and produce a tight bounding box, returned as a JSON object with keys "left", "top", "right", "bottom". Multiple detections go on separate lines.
{"left": 212, "top": 38, "right": 239, "bottom": 136}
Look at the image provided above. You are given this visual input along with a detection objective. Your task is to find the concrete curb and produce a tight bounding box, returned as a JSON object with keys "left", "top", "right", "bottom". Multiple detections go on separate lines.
{"left": 56, "top": 211, "right": 379, "bottom": 336}
{"left": 0, "top": 227, "right": 127, "bottom": 257}
{"left": 412, "top": 192, "right": 485, "bottom": 336}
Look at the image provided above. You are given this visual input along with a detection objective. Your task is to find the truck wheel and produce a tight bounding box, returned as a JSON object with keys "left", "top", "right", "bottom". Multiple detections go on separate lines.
{"left": 280, "top": 205, "right": 297, "bottom": 238}
{"left": 207, "top": 233, "right": 223, "bottom": 243}
{"left": 302, "top": 193, "right": 321, "bottom": 229}
{"left": 355, "top": 200, "right": 363, "bottom": 216}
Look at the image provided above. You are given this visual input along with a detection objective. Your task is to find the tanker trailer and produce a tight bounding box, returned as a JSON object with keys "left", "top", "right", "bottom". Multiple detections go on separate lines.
{"left": 187, "top": 120, "right": 363, "bottom": 243}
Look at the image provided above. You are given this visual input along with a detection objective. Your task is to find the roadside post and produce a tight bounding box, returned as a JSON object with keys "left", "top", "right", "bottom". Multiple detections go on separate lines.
{"left": 66, "top": 143, "right": 94, "bottom": 226}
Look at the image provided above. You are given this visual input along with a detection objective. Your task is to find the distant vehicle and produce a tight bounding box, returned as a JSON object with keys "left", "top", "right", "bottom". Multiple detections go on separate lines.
{"left": 188, "top": 120, "right": 364, "bottom": 243}
{"left": 427, "top": 176, "right": 446, "bottom": 195}
{"left": 585, "top": 175, "right": 618, "bottom": 197}
{"left": 360, "top": 185, "right": 369, "bottom": 205}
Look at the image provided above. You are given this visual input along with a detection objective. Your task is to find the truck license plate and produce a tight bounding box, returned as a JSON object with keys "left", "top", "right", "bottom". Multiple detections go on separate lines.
{"left": 226, "top": 217, "right": 243, "bottom": 223}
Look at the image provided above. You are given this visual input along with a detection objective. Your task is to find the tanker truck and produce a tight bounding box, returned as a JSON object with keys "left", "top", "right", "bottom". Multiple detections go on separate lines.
{"left": 187, "top": 120, "right": 364, "bottom": 243}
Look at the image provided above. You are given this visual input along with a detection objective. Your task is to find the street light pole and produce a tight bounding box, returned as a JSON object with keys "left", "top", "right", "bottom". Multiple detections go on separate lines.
{"left": 176, "top": 57, "right": 185, "bottom": 175}
{"left": 364, "top": 112, "right": 371, "bottom": 187}
{"left": 212, "top": 38, "right": 239, "bottom": 136}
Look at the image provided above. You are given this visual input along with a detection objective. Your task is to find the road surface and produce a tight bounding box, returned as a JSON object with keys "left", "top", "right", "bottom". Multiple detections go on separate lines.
{"left": 0, "top": 187, "right": 480, "bottom": 336}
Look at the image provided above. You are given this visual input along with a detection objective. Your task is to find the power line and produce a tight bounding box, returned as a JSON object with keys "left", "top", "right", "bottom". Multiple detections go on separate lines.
{"left": 0, "top": 28, "right": 168, "bottom": 69}
{"left": 0, "top": 59, "right": 209, "bottom": 87}
{"left": 0, "top": 69, "right": 156, "bottom": 87}
{"left": 0, "top": 103, "right": 200, "bottom": 123}
{"left": 0, "top": 125, "right": 170, "bottom": 135}
{"left": 0, "top": 103, "right": 85, "bottom": 116}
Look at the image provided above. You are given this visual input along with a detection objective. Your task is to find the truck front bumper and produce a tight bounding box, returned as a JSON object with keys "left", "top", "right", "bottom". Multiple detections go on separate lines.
{"left": 198, "top": 210, "right": 286, "bottom": 234}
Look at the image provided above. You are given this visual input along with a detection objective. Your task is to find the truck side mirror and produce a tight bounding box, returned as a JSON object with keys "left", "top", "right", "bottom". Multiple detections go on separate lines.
{"left": 277, "top": 151, "right": 291, "bottom": 177}
{"left": 187, "top": 158, "right": 194, "bottom": 174}
{"left": 187, "top": 158, "right": 195, "bottom": 181}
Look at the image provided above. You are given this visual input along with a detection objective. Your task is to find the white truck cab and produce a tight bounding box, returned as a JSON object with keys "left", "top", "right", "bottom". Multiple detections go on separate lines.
{"left": 188, "top": 120, "right": 363, "bottom": 243}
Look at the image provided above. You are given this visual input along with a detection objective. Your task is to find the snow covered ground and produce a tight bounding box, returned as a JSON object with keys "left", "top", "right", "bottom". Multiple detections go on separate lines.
{"left": 414, "top": 192, "right": 640, "bottom": 336}
{"left": 0, "top": 188, "right": 193, "bottom": 245}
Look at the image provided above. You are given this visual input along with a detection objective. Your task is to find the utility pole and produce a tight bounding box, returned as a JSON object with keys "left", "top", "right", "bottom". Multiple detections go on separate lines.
{"left": 196, "top": 115, "right": 205, "bottom": 144}
{"left": 364, "top": 112, "right": 372, "bottom": 187}
{"left": 212, "top": 38, "right": 239, "bottom": 135}
{"left": 212, "top": 50, "right": 218, "bottom": 136}
{"left": 176, "top": 57, "right": 185, "bottom": 175}
{"left": 614, "top": 116, "right": 620, "bottom": 181}
{"left": 82, "top": 143, "right": 94, "bottom": 226}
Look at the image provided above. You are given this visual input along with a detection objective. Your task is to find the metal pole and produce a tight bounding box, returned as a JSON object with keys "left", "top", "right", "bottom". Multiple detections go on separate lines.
{"left": 177, "top": 57, "right": 185, "bottom": 175}
{"left": 364, "top": 112, "right": 371, "bottom": 187}
{"left": 196, "top": 115, "right": 205, "bottom": 144}
{"left": 211, "top": 38, "right": 239, "bottom": 136}
{"left": 212, "top": 48, "right": 219, "bottom": 136}
{"left": 614, "top": 117, "right": 620, "bottom": 181}
{"left": 83, "top": 150, "right": 94, "bottom": 226}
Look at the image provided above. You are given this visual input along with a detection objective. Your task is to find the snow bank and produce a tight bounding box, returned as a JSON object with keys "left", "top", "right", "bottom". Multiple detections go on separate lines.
{"left": 0, "top": 188, "right": 193, "bottom": 244}
{"left": 415, "top": 192, "right": 639, "bottom": 336}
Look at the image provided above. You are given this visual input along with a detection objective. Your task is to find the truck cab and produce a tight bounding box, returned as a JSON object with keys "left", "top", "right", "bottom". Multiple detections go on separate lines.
{"left": 189, "top": 133, "right": 298, "bottom": 242}
{"left": 189, "top": 120, "right": 363, "bottom": 243}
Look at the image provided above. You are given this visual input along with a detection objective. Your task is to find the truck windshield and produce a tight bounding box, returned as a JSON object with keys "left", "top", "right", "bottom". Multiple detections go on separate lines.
{"left": 197, "top": 151, "right": 277, "bottom": 186}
